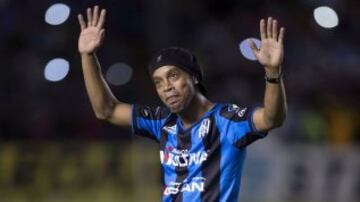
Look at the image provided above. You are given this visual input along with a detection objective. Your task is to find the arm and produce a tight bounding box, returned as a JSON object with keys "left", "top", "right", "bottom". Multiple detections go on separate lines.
{"left": 249, "top": 17, "right": 287, "bottom": 132}
{"left": 78, "top": 6, "right": 131, "bottom": 127}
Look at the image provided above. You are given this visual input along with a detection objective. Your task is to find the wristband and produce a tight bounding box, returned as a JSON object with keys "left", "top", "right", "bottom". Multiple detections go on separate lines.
{"left": 265, "top": 72, "right": 283, "bottom": 83}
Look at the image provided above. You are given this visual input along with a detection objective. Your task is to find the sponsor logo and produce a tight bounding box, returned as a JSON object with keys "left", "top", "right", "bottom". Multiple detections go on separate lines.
{"left": 163, "top": 177, "right": 206, "bottom": 196}
{"left": 198, "top": 118, "right": 211, "bottom": 138}
{"left": 237, "top": 108, "right": 247, "bottom": 117}
{"left": 227, "top": 104, "right": 247, "bottom": 118}
{"left": 142, "top": 108, "right": 149, "bottom": 117}
{"left": 162, "top": 124, "right": 177, "bottom": 134}
{"left": 232, "top": 104, "right": 240, "bottom": 110}
{"left": 155, "top": 106, "right": 160, "bottom": 115}
{"left": 228, "top": 104, "right": 240, "bottom": 112}
{"left": 160, "top": 146, "right": 208, "bottom": 167}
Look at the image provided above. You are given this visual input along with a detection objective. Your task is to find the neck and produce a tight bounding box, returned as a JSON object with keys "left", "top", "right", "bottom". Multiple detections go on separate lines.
{"left": 177, "top": 93, "right": 214, "bottom": 129}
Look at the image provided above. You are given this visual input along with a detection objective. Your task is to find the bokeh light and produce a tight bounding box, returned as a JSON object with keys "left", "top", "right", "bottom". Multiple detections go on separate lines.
{"left": 45, "top": 3, "right": 70, "bottom": 25}
{"left": 106, "top": 63, "right": 133, "bottom": 86}
{"left": 44, "top": 58, "right": 69, "bottom": 82}
{"left": 239, "top": 38, "right": 260, "bottom": 61}
{"left": 313, "top": 6, "right": 339, "bottom": 29}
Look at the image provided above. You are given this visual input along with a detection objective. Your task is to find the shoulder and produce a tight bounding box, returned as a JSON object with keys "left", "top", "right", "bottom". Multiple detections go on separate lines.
{"left": 216, "top": 103, "right": 249, "bottom": 122}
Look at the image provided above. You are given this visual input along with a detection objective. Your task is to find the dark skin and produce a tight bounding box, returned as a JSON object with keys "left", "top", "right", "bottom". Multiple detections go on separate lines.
{"left": 152, "top": 65, "right": 214, "bottom": 129}
{"left": 78, "top": 6, "right": 287, "bottom": 133}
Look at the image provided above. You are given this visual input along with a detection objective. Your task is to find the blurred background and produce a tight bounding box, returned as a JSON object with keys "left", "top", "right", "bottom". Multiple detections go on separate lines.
{"left": 1, "top": 0, "right": 360, "bottom": 202}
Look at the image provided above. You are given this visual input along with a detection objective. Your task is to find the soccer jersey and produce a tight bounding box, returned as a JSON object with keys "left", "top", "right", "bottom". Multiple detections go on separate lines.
{"left": 131, "top": 103, "right": 267, "bottom": 202}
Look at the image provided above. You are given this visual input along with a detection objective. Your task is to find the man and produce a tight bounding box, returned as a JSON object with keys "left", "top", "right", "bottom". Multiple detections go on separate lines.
{"left": 78, "top": 5, "right": 287, "bottom": 202}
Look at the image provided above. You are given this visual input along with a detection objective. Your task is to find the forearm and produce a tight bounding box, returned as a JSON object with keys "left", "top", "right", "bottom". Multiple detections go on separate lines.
{"left": 81, "top": 53, "right": 118, "bottom": 119}
{"left": 262, "top": 68, "right": 287, "bottom": 127}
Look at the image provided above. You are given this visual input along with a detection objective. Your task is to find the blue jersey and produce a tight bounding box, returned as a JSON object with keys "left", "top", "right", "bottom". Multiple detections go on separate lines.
{"left": 131, "top": 103, "right": 267, "bottom": 202}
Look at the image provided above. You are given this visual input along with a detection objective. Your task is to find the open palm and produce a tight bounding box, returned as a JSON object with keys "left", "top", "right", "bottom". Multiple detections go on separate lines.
{"left": 249, "top": 17, "right": 285, "bottom": 70}
{"left": 78, "top": 6, "right": 106, "bottom": 54}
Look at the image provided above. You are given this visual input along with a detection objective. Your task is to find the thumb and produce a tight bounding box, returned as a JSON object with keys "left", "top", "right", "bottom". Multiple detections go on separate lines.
{"left": 248, "top": 39, "right": 259, "bottom": 58}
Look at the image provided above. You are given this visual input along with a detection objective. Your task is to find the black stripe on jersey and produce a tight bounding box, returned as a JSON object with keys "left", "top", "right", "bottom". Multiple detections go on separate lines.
{"left": 172, "top": 128, "right": 192, "bottom": 202}
{"left": 234, "top": 107, "right": 267, "bottom": 149}
{"left": 201, "top": 115, "right": 220, "bottom": 201}
{"left": 131, "top": 108, "right": 159, "bottom": 142}
{"left": 234, "top": 131, "right": 265, "bottom": 149}
{"left": 219, "top": 105, "right": 248, "bottom": 122}
{"left": 137, "top": 129, "right": 159, "bottom": 143}
{"left": 132, "top": 105, "right": 170, "bottom": 140}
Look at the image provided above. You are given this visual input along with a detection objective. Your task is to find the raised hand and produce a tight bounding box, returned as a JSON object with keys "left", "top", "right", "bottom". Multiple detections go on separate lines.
{"left": 78, "top": 6, "right": 106, "bottom": 54}
{"left": 249, "top": 17, "right": 285, "bottom": 75}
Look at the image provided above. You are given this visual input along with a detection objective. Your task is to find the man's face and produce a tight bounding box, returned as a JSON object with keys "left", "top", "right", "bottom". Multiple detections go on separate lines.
{"left": 152, "top": 65, "right": 196, "bottom": 113}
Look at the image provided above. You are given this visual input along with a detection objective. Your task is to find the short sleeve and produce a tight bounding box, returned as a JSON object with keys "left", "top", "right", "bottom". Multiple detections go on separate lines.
{"left": 216, "top": 104, "right": 268, "bottom": 149}
{"left": 131, "top": 104, "right": 170, "bottom": 142}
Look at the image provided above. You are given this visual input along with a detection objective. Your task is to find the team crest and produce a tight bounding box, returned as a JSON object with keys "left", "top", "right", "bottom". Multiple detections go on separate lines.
{"left": 198, "top": 118, "right": 211, "bottom": 138}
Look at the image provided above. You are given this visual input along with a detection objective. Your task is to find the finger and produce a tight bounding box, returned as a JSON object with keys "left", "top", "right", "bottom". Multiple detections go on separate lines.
{"left": 98, "top": 29, "right": 105, "bottom": 45}
{"left": 260, "top": 19, "right": 266, "bottom": 40}
{"left": 278, "top": 27, "right": 285, "bottom": 43}
{"left": 267, "top": 17, "right": 272, "bottom": 38}
{"left": 87, "top": 8, "right": 92, "bottom": 26}
{"left": 92, "top": 5, "right": 99, "bottom": 26}
{"left": 96, "top": 9, "right": 106, "bottom": 29}
{"left": 78, "top": 14, "right": 86, "bottom": 30}
{"left": 248, "top": 39, "right": 259, "bottom": 58}
{"left": 100, "top": 29, "right": 105, "bottom": 39}
{"left": 272, "top": 19, "right": 278, "bottom": 40}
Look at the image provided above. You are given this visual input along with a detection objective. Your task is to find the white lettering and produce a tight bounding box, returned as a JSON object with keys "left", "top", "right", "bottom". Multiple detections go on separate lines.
{"left": 191, "top": 181, "right": 204, "bottom": 192}
{"left": 199, "top": 152, "right": 208, "bottom": 164}
{"left": 181, "top": 183, "right": 191, "bottom": 193}
{"left": 163, "top": 178, "right": 206, "bottom": 196}
{"left": 160, "top": 149, "right": 208, "bottom": 167}
{"left": 168, "top": 153, "right": 178, "bottom": 166}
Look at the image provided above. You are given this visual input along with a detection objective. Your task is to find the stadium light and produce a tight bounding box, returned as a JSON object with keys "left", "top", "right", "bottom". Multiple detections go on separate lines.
{"left": 313, "top": 6, "right": 339, "bottom": 29}
{"left": 106, "top": 63, "right": 133, "bottom": 86}
{"left": 239, "top": 38, "right": 260, "bottom": 61}
{"left": 45, "top": 3, "right": 70, "bottom": 25}
{"left": 44, "top": 58, "right": 70, "bottom": 82}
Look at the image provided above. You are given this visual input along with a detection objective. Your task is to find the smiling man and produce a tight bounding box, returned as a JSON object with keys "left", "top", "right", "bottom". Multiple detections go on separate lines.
{"left": 78, "top": 6, "right": 287, "bottom": 202}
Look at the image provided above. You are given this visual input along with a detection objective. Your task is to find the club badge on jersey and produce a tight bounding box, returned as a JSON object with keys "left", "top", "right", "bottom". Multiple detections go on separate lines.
{"left": 198, "top": 118, "right": 211, "bottom": 139}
